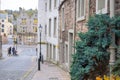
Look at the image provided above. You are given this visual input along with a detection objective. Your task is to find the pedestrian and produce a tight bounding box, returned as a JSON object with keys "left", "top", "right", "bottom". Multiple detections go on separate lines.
{"left": 8, "top": 46, "right": 11, "bottom": 56}
{"left": 12, "top": 47, "right": 15, "bottom": 55}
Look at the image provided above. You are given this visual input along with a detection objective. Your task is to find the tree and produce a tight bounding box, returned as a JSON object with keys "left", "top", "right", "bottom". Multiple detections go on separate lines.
{"left": 70, "top": 14, "right": 120, "bottom": 80}
{"left": 111, "top": 16, "right": 120, "bottom": 76}
{"left": 26, "top": 9, "right": 37, "bottom": 18}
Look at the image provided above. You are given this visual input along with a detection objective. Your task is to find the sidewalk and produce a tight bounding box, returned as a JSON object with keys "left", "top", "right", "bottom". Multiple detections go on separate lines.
{"left": 31, "top": 62, "right": 71, "bottom": 80}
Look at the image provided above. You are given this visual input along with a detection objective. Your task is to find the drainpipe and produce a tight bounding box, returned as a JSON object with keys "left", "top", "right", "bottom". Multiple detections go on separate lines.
{"left": 74, "top": 0, "right": 76, "bottom": 54}
{"left": 109, "top": 0, "right": 116, "bottom": 80}
{"left": 110, "top": 0, "right": 115, "bottom": 17}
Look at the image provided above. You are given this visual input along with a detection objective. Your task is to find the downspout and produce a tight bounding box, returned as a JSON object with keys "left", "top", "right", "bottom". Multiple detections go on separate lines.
{"left": 110, "top": 0, "right": 115, "bottom": 17}
{"left": 74, "top": 0, "right": 77, "bottom": 54}
{"left": 109, "top": 0, "right": 116, "bottom": 80}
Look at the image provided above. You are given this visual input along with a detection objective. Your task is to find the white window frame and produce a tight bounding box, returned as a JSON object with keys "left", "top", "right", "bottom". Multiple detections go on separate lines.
{"left": 53, "top": 45, "right": 56, "bottom": 61}
{"left": 77, "top": 0, "right": 86, "bottom": 21}
{"left": 45, "top": 3, "right": 47, "bottom": 12}
{"left": 96, "top": 0, "right": 108, "bottom": 14}
{"left": 49, "top": 18, "right": 51, "bottom": 36}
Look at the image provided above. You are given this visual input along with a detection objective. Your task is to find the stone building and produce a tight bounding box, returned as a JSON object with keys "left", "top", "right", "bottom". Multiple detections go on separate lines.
{"left": 59, "top": 0, "right": 76, "bottom": 71}
{"left": 0, "top": 11, "right": 13, "bottom": 44}
{"left": 58, "top": 0, "right": 120, "bottom": 72}
{"left": 38, "top": 0, "right": 59, "bottom": 62}
{"left": 46, "top": 0, "right": 59, "bottom": 63}
{"left": 59, "top": 0, "right": 89, "bottom": 71}
{"left": 17, "top": 9, "right": 38, "bottom": 45}
{"left": 38, "top": 0, "right": 47, "bottom": 61}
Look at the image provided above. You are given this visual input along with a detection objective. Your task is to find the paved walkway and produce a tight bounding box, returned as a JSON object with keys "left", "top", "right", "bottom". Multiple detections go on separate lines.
{"left": 31, "top": 62, "right": 71, "bottom": 80}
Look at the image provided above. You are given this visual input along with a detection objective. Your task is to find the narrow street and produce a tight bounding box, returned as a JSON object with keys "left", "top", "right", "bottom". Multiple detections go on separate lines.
{"left": 0, "top": 38, "right": 71, "bottom": 80}
{"left": 0, "top": 38, "right": 37, "bottom": 80}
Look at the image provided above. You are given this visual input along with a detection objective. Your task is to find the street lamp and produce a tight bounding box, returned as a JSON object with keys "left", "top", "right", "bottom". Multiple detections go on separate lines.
{"left": 13, "top": 36, "right": 17, "bottom": 50}
{"left": 15, "top": 38, "right": 17, "bottom": 50}
{"left": 38, "top": 24, "right": 42, "bottom": 71}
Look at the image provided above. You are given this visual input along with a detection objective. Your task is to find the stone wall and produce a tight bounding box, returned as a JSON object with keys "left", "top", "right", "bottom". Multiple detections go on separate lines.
{"left": 58, "top": 0, "right": 75, "bottom": 69}
{"left": 59, "top": 0, "right": 75, "bottom": 42}
{"left": 89, "top": 0, "right": 96, "bottom": 16}
{"left": 75, "top": 0, "right": 91, "bottom": 41}
{"left": 58, "top": 0, "right": 120, "bottom": 71}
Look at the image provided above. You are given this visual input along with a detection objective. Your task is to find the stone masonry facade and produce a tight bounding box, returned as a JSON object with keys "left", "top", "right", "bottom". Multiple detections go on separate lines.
{"left": 58, "top": 0, "right": 120, "bottom": 72}
{"left": 59, "top": 0, "right": 76, "bottom": 71}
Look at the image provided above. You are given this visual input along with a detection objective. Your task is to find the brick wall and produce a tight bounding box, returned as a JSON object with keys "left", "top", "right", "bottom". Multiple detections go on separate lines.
{"left": 58, "top": 0, "right": 75, "bottom": 67}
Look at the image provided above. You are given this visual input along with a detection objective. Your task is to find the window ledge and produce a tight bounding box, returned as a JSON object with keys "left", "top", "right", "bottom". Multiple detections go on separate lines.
{"left": 96, "top": 8, "right": 107, "bottom": 14}
{"left": 62, "top": 29, "right": 65, "bottom": 31}
{"left": 77, "top": 16, "right": 85, "bottom": 22}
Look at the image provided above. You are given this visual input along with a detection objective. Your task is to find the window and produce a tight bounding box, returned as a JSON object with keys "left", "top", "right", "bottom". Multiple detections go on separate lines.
{"left": 2, "top": 24, "right": 4, "bottom": 28}
{"left": 65, "top": 44, "right": 68, "bottom": 63}
{"left": 50, "top": 44, "right": 52, "bottom": 59}
{"left": 53, "top": 45, "right": 56, "bottom": 61}
{"left": 2, "top": 29, "right": 4, "bottom": 32}
{"left": 45, "top": 3, "right": 47, "bottom": 12}
{"left": 54, "top": 0, "right": 57, "bottom": 8}
{"left": 2, "top": 20, "right": 4, "bottom": 22}
{"left": 23, "top": 27, "right": 26, "bottom": 32}
{"left": 49, "top": 19, "right": 51, "bottom": 36}
{"left": 34, "top": 27, "right": 37, "bottom": 32}
{"left": 77, "top": 0, "right": 85, "bottom": 21}
{"left": 49, "top": 0, "right": 52, "bottom": 11}
{"left": 22, "top": 18, "right": 26, "bottom": 24}
{"left": 54, "top": 18, "right": 57, "bottom": 37}
{"left": 45, "top": 25, "right": 47, "bottom": 35}
{"left": 96, "top": 0, "right": 108, "bottom": 14}
{"left": 62, "top": 8, "right": 65, "bottom": 31}
{"left": 33, "top": 18, "right": 38, "bottom": 25}
{"left": 23, "top": 27, "right": 25, "bottom": 32}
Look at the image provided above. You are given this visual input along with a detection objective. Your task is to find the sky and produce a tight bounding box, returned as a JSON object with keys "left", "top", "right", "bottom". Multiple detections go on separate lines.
{"left": 1, "top": 0, "right": 38, "bottom": 10}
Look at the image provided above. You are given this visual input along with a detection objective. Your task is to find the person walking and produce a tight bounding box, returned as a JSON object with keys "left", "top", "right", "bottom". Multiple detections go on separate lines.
{"left": 12, "top": 47, "right": 15, "bottom": 55}
{"left": 8, "top": 47, "right": 11, "bottom": 56}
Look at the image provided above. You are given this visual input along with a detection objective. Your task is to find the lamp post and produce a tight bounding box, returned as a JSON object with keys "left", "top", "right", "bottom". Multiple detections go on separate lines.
{"left": 14, "top": 36, "right": 17, "bottom": 50}
{"left": 38, "top": 24, "right": 42, "bottom": 71}
{"left": 15, "top": 38, "right": 17, "bottom": 50}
